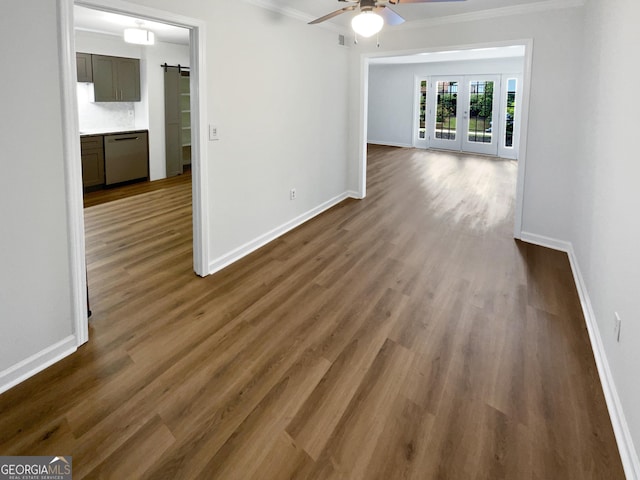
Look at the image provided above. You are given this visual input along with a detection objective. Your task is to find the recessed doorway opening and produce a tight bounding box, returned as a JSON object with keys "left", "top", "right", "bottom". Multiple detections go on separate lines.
{"left": 359, "top": 42, "right": 532, "bottom": 237}
{"left": 58, "top": 0, "right": 210, "bottom": 346}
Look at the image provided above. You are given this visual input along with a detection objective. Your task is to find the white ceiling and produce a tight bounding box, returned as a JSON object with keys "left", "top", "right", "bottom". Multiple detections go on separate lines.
{"left": 74, "top": 6, "right": 190, "bottom": 45}
{"left": 74, "top": 0, "right": 580, "bottom": 47}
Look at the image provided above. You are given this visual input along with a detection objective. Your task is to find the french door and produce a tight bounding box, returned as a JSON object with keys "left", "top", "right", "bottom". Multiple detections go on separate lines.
{"left": 461, "top": 75, "right": 500, "bottom": 155}
{"left": 418, "top": 75, "right": 503, "bottom": 156}
{"left": 429, "top": 77, "right": 463, "bottom": 150}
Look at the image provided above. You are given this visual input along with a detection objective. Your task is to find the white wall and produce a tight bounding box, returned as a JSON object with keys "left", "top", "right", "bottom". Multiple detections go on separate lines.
{"left": 0, "top": 1, "right": 75, "bottom": 381}
{"left": 349, "top": 7, "right": 584, "bottom": 244}
{"left": 573, "top": 0, "right": 640, "bottom": 471}
{"left": 190, "top": 1, "right": 351, "bottom": 259}
{"left": 367, "top": 57, "right": 523, "bottom": 147}
{"left": 367, "top": 63, "right": 415, "bottom": 147}
{"left": 75, "top": 30, "right": 190, "bottom": 181}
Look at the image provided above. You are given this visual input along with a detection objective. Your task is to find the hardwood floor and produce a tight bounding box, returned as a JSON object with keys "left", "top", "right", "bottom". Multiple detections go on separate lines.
{"left": 83, "top": 167, "right": 191, "bottom": 208}
{"left": 0, "top": 145, "right": 624, "bottom": 479}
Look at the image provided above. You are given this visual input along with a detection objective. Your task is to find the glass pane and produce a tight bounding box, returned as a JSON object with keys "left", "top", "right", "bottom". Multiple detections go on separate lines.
{"left": 467, "top": 80, "right": 493, "bottom": 144}
{"left": 435, "top": 81, "right": 457, "bottom": 140}
{"left": 505, "top": 78, "right": 517, "bottom": 148}
{"left": 419, "top": 80, "right": 427, "bottom": 139}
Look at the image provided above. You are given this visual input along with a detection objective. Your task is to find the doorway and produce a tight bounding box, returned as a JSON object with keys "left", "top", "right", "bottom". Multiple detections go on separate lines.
{"left": 59, "top": 0, "right": 209, "bottom": 346}
{"left": 358, "top": 42, "right": 533, "bottom": 238}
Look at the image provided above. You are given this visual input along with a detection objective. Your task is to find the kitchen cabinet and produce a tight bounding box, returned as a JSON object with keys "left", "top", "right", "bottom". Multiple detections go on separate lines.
{"left": 80, "top": 135, "right": 105, "bottom": 188}
{"left": 76, "top": 52, "right": 93, "bottom": 82}
{"left": 92, "top": 54, "right": 140, "bottom": 102}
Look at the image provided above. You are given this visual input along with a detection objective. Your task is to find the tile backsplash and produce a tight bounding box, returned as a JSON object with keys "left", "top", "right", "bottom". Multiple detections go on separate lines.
{"left": 77, "top": 82, "right": 135, "bottom": 131}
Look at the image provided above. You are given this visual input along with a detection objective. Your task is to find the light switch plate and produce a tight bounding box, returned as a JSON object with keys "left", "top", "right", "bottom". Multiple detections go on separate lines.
{"left": 209, "top": 124, "right": 219, "bottom": 141}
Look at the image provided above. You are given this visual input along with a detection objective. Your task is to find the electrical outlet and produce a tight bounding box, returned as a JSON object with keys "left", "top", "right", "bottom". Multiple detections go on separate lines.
{"left": 290, "top": 188, "right": 296, "bottom": 200}
{"left": 614, "top": 312, "right": 622, "bottom": 343}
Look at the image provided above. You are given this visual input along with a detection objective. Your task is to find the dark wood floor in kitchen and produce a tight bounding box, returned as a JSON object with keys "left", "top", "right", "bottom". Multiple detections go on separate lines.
{"left": 0, "top": 145, "right": 624, "bottom": 479}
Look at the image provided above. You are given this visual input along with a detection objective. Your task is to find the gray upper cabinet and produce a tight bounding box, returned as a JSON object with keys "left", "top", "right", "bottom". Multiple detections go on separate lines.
{"left": 76, "top": 52, "right": 93, "bottom": 82}
{"left": 91, "top": 54, "right": 140, "bottom": 102}
{"left": 115, "top": 58, "right": 140, "bottom": 101}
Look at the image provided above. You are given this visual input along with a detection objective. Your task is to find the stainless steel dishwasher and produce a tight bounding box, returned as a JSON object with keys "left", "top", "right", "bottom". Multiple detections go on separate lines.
{"left": 104, "top": 131, "right": 149, "bottom": 185}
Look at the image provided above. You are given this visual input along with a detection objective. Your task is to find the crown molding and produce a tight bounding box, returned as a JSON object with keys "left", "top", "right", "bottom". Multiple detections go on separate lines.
{"left": 398, "top": 0, "right": 586, "bottom": 30}
{"left": 243, "top": 0, "right": 346, "bottom": 34}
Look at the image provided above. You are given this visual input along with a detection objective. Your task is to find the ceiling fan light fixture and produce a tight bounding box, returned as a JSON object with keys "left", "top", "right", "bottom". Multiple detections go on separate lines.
{"left": 351, "top": 11, "right": 384, "bottom": 38}
{"left": 124, "top": 27, "right": 155, "bottom": 45}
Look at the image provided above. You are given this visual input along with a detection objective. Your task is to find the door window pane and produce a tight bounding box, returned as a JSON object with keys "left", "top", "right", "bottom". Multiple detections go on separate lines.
{"left": 435, "top": 81, "right": 458, "bottom": 140}
{"left": 419, "top": 80, "right": 427, "bottom": 139}
{"left": 467, "top": 80, "right": 494, "bottom": 144}
{"left": 505, "top": 78, "right": 517, "bottom": 148}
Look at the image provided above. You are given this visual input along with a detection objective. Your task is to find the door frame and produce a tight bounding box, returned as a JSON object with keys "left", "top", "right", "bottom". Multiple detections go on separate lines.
{"left": 57, "top": 0, "right": 210, "bottom": 346}
{"left": 358, "top": 39, "right": 533, "bottom": 239}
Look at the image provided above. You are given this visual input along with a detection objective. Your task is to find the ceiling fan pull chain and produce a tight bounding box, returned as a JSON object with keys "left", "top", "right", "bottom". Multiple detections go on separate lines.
{"left": 377, "top": 32, "right": 380, "bottom": 48}
{"left": 354, "top": 32, "right": 358, "bottom": 44}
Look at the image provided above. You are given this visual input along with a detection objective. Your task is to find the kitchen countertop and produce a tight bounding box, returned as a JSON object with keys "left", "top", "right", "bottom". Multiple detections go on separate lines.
{"left": 80, "top": 128, "right": 148, "bottom": 137}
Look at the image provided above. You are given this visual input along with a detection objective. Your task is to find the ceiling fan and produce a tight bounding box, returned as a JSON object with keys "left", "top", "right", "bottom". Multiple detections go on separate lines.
{"left": 309, "top": 0, "right": 466, "bottom": 38}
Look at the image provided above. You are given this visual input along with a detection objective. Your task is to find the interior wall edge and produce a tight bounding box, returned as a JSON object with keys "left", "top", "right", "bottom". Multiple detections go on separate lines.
{"left": 58, "top": 0, "right": 90, "bottom": 346}
{"left": 346, "top": 190, "right": 363, "bottom": 200}
{"left": 520, "top": 231, "right": 640, "bottom": 480}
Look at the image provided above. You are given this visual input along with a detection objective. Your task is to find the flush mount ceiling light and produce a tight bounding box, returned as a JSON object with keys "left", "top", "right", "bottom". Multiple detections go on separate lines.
{"left": 351, "top": 11, "right": 384, "bottom": 38}
{"left": 124, "top": 27, "right": 155, "bottom": 45}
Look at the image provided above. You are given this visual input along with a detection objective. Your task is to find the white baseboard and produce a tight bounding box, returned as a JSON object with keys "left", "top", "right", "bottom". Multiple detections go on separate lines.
{"left": 367, "top": 140, "right": 413, "bottom": 148}
{"left": 346, "top": 190, "right": 363, "bottom": 199}
{"left": 208, "top": 192, "right": 350, "bottom": 275}
{"left": 519, "top": 231, "right": 572, "bottom": 252}
{"left": 520, "top": 233, "right": 640, "bottom": 479}
{"left": 0, "top": 335, "right": 77, "bottom": 395}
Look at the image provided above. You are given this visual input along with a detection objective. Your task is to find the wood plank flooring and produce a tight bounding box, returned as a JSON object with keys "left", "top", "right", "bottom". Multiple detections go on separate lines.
{"left": 83, "top": 167, "right": 191, "bottom": 208}
{"left": 0, "top": 145, "right": 624, "bottom": 479}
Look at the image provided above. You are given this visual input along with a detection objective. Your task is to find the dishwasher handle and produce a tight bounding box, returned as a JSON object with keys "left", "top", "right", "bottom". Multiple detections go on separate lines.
{"left": 112, "top": 136, "right": 140, "bottom": 142}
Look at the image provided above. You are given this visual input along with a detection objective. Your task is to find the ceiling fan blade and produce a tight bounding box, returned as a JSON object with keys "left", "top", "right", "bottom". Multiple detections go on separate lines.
{"left": 388, "top": 0, "right": 466, "bottom": 4}
{"left": 374, "top": 6, "right": 405, "bottom": 26}
{"left": 308, "top": 5, "right": 357, "bottom": 24}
